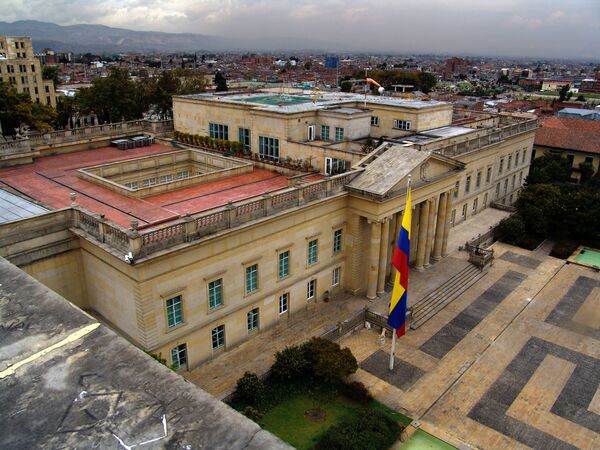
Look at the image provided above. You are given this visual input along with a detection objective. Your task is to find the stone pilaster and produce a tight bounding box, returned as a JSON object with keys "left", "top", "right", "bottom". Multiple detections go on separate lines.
{"left": 377, "top": 218, "right": 390, "bottom": 294}
{"left": 366, "top": 220, "right": 381, "bottom": 299}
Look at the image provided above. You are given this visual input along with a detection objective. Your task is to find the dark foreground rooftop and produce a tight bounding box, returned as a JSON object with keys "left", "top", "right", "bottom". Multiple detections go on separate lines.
{"left": 0, "top": 257, "right": 290, "bottom": 449}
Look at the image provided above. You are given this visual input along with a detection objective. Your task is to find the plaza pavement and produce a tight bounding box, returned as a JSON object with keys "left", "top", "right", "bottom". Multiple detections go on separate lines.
{"left": 184, "top": 207, "right": 600, "bottom": 449}
{"left": 182, "top": 209, "right": 508, "bottom": 398}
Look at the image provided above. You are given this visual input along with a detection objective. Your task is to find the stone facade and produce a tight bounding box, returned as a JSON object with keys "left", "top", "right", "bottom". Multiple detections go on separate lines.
{"left": 0, "top": 36, "right": 57, "bottom": 108}
{"left": 0, "top": 99, "right": 536, "bottom": 371}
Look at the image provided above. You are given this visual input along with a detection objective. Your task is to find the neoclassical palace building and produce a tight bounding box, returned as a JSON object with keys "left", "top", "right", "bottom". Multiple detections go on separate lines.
{"left": 0, "top": 90, "right": 536, "bottom": 369}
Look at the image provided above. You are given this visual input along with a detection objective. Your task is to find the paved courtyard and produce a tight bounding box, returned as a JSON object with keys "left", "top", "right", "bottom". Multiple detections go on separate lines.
{"left": 344, "top": 244, "right": 600, "bottom": 449}
{"left": 183, "top": 207, "right": 600, "bottom": 449}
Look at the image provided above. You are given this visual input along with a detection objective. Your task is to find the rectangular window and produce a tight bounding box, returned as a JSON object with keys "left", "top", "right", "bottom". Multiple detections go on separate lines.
{"left": 278, "top": 251, "right": 289, "bottom": 279}
{"left": 166, "top": 295, "right": 183, "bottom": 328}
{"left": 159, "top": 174, "right": 173, "bottom": 183}
{"left": 45, "top": 85, "right": 49, "bottom": 93}
{"left": 247, "top": 308, "right": 259, "bottom": 332}
{"left": 504, "top": 179, "right": 508, "bottom": 193}
{"left": 238, "top": 127, "right": 251, "bottom": 152}
{"left": 476, "top": 171, "right": 482, "bottom": 188}
{"left": 143, "top": 178, "right": 157, "bottom": 187}
{"left": 473, "top": 198, "right": 478, "bottom": 213}
{"left": 124, "top": 181, "right": 138, "bottom": 189}
{"left": 450, "top": 209, "right": 456, "bottom": 225}
{"left": 211, "top": 325, "right": 225, "bottom": 350}
{"left": 508, "top": 155, "right": 512, "bottom": 170}
{"left": 515, "top": 151, "right": 520, "bottom": 165}
{"left": 279, "top": 293, "right": 289, "bottom": 314}
{"left": 519, "top": 171, "right": 523, "bottom": 186}
{"left": 371, "top": 116, "right": 379, "bottom": 126}
{"left": 171, "top": 343, "right": 187, "bottom": 369}
{"left": 245, "top": 264, "right": 258, "bottom": 294}
{"left": 522, "top": 150, "right": 527, "bottom": 164}
{"left": 496, "top": 183, "right": 500, "bottom": 198}
{"left": 320, "top": 125, "right": 330, "bottom": 140}
{"left": 325, "top": 157, "right": 347, "bottom": 176}
{"left": 332, "top": 267, "right": 341, "bottom": 286}
{"left": 333, "top": 229, "right": 342, "bottom": 254}
{"left": 258, "top": 136, "right": 280, "bottom": 162}
{"left": 454, "top": 181, "right": 459, "bottom": 198}
{"left": 512, "top": 174, "right": 516, "bottom": 189}
{"left": 461, "top": 203, "right": 467, "bottom": 218}
{"left": 307, "top": 279, "right": 316, "bottom": 300}
{"left": 486, "top": 167, "right": 492, "bottom": 183}
{"left": 465, "top": 176, "right": 471, "bottom": 193}
{"left": 307, "top": 239, "right": 318, "bottom": 265}
{"left": 209, "top": 123, "right": 229, "bottom": 140}
{"left": 307, "top": 125, "right": 316, "bottom": 141}
{"left": 585, "top": 157, "right": 593, "bottom": 164}
{"left": 393, "top": 119, "right": 411, "bottom": 130}
{"left": 176, "top": 170, "right": 190, "bottom": 179}
{"left": 335, "top": 127, "right": 344, "bottom": 141}
{"left": 483, "top": 193, "right": 488, "bottom": 205}
{"left": 566, "top": 154, "right": 574, "bottom": 167}
{"left": 208, "top": 278, "right": 223, "bottom": 310}
{"left": 499, "top": 159, "right": 504, "bottom": 174}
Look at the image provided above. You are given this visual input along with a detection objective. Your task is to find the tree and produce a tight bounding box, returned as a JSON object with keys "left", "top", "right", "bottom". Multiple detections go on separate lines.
{"left": 77, "top": 68, "right": 140, "bottom": 123}
{"left": 340, "top": 81, "right": 353, "bottom": 92}
{"left": 306, "top": 338, "right": 357, "bottom": 384}
{"left": 42, "top": 65, "right": 59, "bottom": 87}
{"left": 527, "top": 152, "right": 572, "bottom": 185}
{"left": 271, "top": 343, "right": 310, "bottom": 381}
{"left": 558, "top": 84, "right": 570, "bottom": 102}
{"left": 235, "top": 372, "right": 265, "bottom": 407}
{"left": 576, "top": 94, "right": 586, "bottom": 102}
{"left": 0, "top": 82, "right": 56, "bottom": 135}
{"left": 214, "top": 72, "right": 228, "bottom": 92}
{"left": 579, "top": 161, "right": 595, "bottom": 184}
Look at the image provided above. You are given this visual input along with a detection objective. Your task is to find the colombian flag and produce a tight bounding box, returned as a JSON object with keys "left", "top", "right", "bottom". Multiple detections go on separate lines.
{"left": 388, "top": 188, "right": 412, "bottom": 337}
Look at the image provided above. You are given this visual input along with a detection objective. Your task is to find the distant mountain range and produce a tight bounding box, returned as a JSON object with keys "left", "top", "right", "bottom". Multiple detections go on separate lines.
{"left": 0, "top": 20, "right": 337, "bottom": 54}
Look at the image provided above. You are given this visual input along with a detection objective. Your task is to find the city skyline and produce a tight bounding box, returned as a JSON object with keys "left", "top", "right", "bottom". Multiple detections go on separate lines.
{"left": 1, "top": 0, "right": 599, "bottom": 58}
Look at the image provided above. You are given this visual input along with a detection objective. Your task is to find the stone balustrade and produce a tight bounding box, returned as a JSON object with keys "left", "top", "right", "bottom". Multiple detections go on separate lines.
{"left": 0, "top": 119, "right": 174, "bottom": 157}
{"left": 0, "top": 169, "right": 361, "bottom": 263}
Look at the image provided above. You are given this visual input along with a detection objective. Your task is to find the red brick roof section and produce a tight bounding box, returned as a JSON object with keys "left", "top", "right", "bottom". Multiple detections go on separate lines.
{"left": 0, "top": 144, "right": 289, "bottom": 227}
{"left": 535, "top": 116, "right": 600, "bottom": 155}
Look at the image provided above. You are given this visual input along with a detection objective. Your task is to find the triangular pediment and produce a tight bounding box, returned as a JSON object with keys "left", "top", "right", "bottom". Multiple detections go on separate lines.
{"left": 347, "top": 144, "right": 462, "bottom": 197}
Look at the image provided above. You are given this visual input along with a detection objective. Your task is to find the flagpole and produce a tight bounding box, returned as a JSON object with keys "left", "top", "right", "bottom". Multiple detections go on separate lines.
{"left": 389, "top": 174, "right": 411, "bottom": 372}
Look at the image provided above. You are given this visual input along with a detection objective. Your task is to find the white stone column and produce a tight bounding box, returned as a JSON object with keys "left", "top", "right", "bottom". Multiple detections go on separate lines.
{"left": 366, "top": 220, "right": 381, "bottom": 299}
{"left": 414, "top": 201, "right": 430, "bottom": 271}
{"left": 377, "top": 218, "right": 390, "bottom": 295}
{"left": 432, "top": 192, "right": 448, "bottom": 261}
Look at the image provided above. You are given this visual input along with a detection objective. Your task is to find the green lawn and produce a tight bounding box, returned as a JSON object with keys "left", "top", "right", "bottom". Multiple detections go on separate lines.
{"left": 261, "top": 392, "right": 358, "bottom": 450}
{"left": 260, "top": 391, "right": 412, "bottom": 450}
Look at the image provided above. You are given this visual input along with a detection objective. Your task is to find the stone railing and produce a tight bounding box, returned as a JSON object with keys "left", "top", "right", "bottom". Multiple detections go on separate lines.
{"left": 0, "top": 139, "right": 33, "bottom": 157}
{"left": 69, "top": 169, "right": 362, "bottom": 260}
{"left": 421, "top": 118, "right": 538, "bottom": 158}
{"left": 490, "top": 201, "right": 517, "bottom": 212}
{"left": 0, "top": 119, "right": 174, "bottom": 157}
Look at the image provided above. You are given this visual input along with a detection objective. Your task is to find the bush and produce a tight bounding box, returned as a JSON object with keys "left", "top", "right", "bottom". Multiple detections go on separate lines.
{"left": 341, "top": 381, "right": 372, "bottom": 405}
{"left": 241, "top": 406, "right": 263, "bottom": 423}
{"left": 306, "top": 337, "right": 358, "bottom": 385}
{"left": 550, "top": 239, "right": 579, "bottom": 259}
{"left": 497, "top": 215, "right": 526, "bottom": 246}
{"left": 315, "top": 408, "right": 400, "bottom": 450}
{"left": 272, "top": 343, "right": 311, "bottom": 381}
{"left": 235, "top": 372, "right": 265, "bottom": 407}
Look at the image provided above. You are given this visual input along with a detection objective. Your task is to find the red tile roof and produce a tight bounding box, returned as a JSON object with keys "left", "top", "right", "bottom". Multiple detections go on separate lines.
{"left": 534, "top": 116, "right": 600, "bottom": 155}
{"left": 0, "top": 144, "right": 291, "bottom": 228}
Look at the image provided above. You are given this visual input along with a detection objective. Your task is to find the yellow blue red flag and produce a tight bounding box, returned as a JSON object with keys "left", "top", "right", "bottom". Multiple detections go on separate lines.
{"left": 387, "top": 188, "right": 411, "bottom": 337}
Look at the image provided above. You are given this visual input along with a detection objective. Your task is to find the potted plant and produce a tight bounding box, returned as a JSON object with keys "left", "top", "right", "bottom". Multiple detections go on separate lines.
{"left": 323, "top": 290, "right": 330, "bottom": 303}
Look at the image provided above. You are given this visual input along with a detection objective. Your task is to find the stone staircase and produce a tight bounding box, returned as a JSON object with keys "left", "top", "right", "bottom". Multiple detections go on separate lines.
{"left": 409, "top": 264, "right": 487, "bottom": 330}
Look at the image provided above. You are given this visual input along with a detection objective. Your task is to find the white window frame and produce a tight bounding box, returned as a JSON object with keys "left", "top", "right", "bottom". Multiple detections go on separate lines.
{"left": 393, "top": 119, "right": 411, "bottom": 130}
{"left": 171, "top": 343, "right": 187, "bottom": 369}
{"left": 279, "top": 293, "right": 289, "bottom": 315}
{"left": 307, "top": 279, "right": 316, "bottom": 300}
{"left": 307, "top": 124, "right": 316, "bottom": 141}
{"left": 247, "top": 308, "right": 259, "bottom": 332}
{"left": 332, "top": 267, "right": 341, "bottom": 286}
{"left": 211, "top": 325, "right": 225, "bottom": 350}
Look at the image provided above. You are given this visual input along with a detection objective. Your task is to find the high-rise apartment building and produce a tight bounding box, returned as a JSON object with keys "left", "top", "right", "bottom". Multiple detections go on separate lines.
{"left": 0, "top": 36, "right": 57, "bottom": 108}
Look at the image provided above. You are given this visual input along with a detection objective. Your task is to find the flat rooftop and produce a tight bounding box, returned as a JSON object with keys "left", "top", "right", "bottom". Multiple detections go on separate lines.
{"left": 0, "top": 144, "right": 291, "bottom": 228}
{"left": 0, "top": 257, "right": 289, "bottom": 449}
{"left": 179, "top": 90, "right": 448, "bottom": 113}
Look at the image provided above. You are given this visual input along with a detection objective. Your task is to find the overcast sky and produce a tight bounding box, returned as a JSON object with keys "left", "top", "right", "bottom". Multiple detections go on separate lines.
{"left": 2, "top": 0, "right": 599, "bottom": 58}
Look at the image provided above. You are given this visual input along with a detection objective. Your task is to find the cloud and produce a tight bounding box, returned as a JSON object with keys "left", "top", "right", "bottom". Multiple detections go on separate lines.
{"left": 0, "top": 0, "right": 598, "bottom": 57}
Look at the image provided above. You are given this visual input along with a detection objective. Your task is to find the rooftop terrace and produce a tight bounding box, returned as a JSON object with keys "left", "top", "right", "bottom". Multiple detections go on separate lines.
{"left": 179, "top": 90, "right": 448, "bottom": 113}
{"left": 0, "top": 144, "right": 291, "bottom": 228}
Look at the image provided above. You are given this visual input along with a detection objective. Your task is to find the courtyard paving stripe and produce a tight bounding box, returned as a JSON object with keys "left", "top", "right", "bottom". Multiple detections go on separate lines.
{"left": 419, "top": 270, "right": 527, "bottom": 359}
{"left": 360, "top": 349, "right": 426, "bottom": 391}
{"left": 500, "top": 250, "right": 542, "bottom": 269}
{"left": 545, "top": 275, "right": 600, "bottom": 340}
{"left": 467, "top": 336, "right": 600, "bottom": 449}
